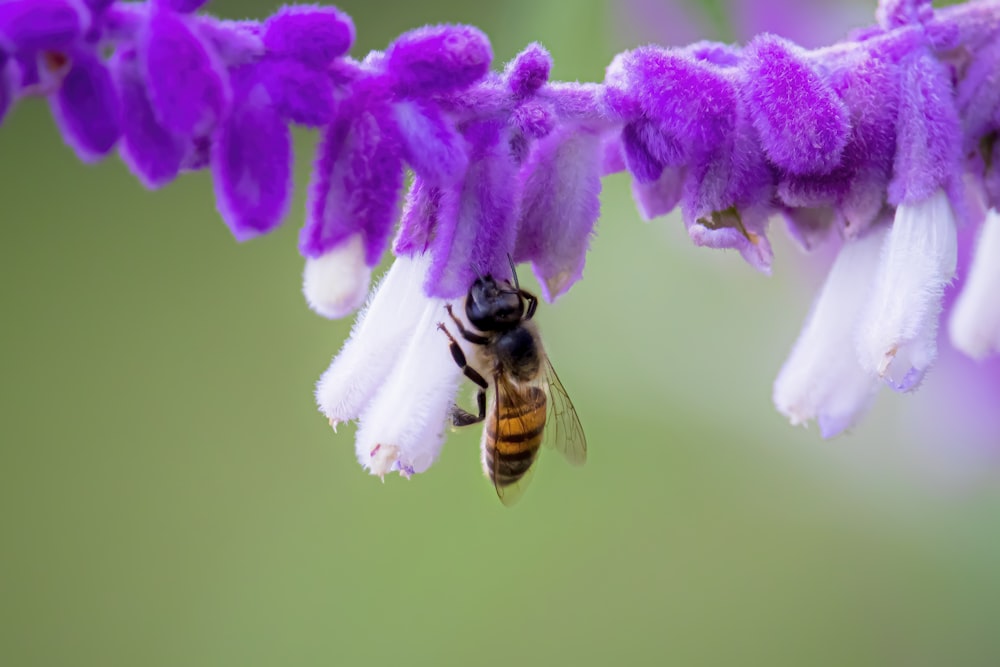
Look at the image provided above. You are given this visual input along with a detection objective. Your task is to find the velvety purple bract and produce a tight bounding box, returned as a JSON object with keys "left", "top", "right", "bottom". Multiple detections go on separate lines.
{"left": 743, "top": 34, "right": 849, "bottom": 175}
{"left": 628, "top": 48, "right": 735, "bottom": 149}
{"left": 140, "top": 7, "right": 228, "bottom": 136}
{"left": 423, "top": 120, "right": 518, "bottom": 298}
{"left": 51, "top": 47, "right": 121, "bottom": 162}
{"left": 621, "top": 120, "right": 666, "bottom": 183}
{"left": 515, "top": 128, "right": 603, "bottom": 300}
{"left": 153, "top": 0, "right": 210, "bottom": 13}
{"left": 259, "top": 58, "right": 335, "bottom": 127}
{"left": 888, "top": 51, "right": 962, "bottom": 205}
{"left": 386, "top": 25, "right": 492, "bottom": 97}
{"left": 506, "top": 43, "right": 550, "bottom": 97}
{"left": 302, "top": 104, "right": 403, "bottom": 263}
{"left": 213, "top": 69, "right": 292, "bottom": 241}
{"left": 112, "top": 49, "right": 185, "bottom": 188}
{"left": 956, "top": 37, "right": 1000, "bottom": 154}
{"left": 263, "top": 5, "right": 354, "bottom": 69}
{"left": 0, "top": 0, "right": 84, "bottom": 53}
{"left": 392, "top": 99, "right": 467, "bottom": 185}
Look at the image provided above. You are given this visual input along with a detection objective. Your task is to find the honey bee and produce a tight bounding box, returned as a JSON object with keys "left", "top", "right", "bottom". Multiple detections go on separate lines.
{"left": 437, "top": 262, "right": 586, "bottom": 506}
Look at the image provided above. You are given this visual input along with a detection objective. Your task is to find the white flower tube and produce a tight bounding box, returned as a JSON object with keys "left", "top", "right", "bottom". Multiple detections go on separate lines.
{"left": 774, "top": 226, "right": 886, "bottom": 437}
{"left": 856, "top": 190, "right": 958, "bottom": 390}
{"left": 950, "top": 209, "right": 1000, "bottom": 360}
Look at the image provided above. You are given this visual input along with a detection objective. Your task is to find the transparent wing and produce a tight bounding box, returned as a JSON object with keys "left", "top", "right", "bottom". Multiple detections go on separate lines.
{"left": 489, "top": 375, "right": 538, "bottom": 508}
{"left": 537, "top": 354, "right": 587, "bottom": 466}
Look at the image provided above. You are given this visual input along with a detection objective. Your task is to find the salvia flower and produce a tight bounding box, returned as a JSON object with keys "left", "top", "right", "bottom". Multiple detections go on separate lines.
{"left": 4, "top": 0, "right": 1000, "bottom": 480}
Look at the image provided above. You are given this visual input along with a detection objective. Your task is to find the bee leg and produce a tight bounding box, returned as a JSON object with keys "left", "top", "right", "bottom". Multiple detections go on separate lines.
{"left": 438, "top": 322, "right": 490, "bottom": 387}
{"left": 445, "top": 304, "right": 489, "bottom": 345}
{"left": 451, "top": 390, "right": 486, "bottom": 426}
{"left": 519, "top": 289, "right": 538, "bottom": 320}
{"left": 438, "top": 322, "right": 490, "bottom": 427}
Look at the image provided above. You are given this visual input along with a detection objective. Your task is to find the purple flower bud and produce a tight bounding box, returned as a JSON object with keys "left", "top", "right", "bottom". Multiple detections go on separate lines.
{"left": 743, "top": 34, "right": 849, "bottom": 175}
{"left": 386, "top": 25, "right": 492, "bottom": 97}
{"left": 212, "top": 67, "right": 293, "bottom": 241}
{"left": 111, "top": 49, "right": 186, "bottom": 188}
{"left": 391, "top": 99, "right": 467, "bottom": 185}
{"left": 140, "top": 7, "right": 229, "bottom": 136}
{"left": 152, "top": 0, "right": 211, "bottom": 13}
{"left": 50, "top": 47, "right": 120, "bottom": 162}
{"left": 515, "top": 128, "right": 603, "bottom": 300}
{"left": 195, "top": 17, "right": 264, "bottom": 67}
{"left": 302, "top": 102, "right": 404, "bottom": 264}
{"left": 258, "top": 58, "right": 335, "bottom": 127}
{"left": 506, "top": 43, "right": 551, "bottom": 97}
{"left": 876, "top": 0, "right": 933, "bottom": 29}
{"left": 888, "top": 51, "right": 962, "bottom": 205}
{"left": 263, "top": 5, "right": 354, "bottom": 69}
{"left": 510, "top": 100, "right": 555, "bottom": 139}
{"left": 0, "top": 0, "right": 85, "bottom": 53}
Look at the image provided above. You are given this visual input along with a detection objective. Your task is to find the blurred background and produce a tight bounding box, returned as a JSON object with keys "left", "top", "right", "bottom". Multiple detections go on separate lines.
{"left": 3, "top": 0, "right": 1000, "bottom": 665}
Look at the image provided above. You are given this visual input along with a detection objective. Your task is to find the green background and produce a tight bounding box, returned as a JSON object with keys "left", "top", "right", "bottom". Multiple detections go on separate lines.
{"left": 2, "top": 1, "right": 999, "bottom": 665}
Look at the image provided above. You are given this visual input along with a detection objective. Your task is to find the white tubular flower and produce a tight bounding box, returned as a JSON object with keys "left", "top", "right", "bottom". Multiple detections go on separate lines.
{"left": 950, "top": 209, "right": 1000, "bottom": 360}
{"left": 774, "top": 226, "right": 885, "bottom": 438}
{"left": 303, "top": 234, "right": 372, "bottom": 319}
{"left": 315, "top": 253, "right": 462, "bottom": 478}
{"left": 856, "top": 191, "right": 958, "bottom": 390}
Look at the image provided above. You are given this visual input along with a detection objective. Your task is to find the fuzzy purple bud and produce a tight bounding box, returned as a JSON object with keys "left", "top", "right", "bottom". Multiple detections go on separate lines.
{"left": 506, "top": 43, "right": 551, "bottom": 97}
{"left": 0, "top": 0, "right": 85, "bottom": 53}
{"left": 51, "top": 47, "right": 121, "bottom": 162}
{"left": 212, "top": 68, "right": 293, "bottom": 241}
{"left": 153, "top": 0, "right": 210, "bottom": 13}
{"left": 111, "top": 49, "right": 185, "bottom": 188}
{"left": 743, "top": 34, "right": 849, "bottom": 175}
{"left": 510, "top": 100, "right": 555, "bottom": 139}
{"left": 258, "top": 58, "right": 335, "bottom": 127}
{"left": 387, "top": 25, "right": 492, "bottom": 97}
{"left": 263, "top": 5, "right": 354, "bottom": 68}
{"left": 140, "top": 7, "right": 229, "bottom": 136}
{"left": 626, "top": 47, "right": 736, "bottom": 151}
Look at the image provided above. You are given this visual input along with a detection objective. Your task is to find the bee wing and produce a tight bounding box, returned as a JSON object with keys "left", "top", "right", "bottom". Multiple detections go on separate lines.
{"left": 537, "top": 354, "right": 587, "bottom": 466}
{"left": 489, "top": 375, "right": 539, "bottom": 508}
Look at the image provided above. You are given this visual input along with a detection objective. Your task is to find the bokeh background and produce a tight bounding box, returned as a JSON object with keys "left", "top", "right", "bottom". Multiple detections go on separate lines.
{"left": 3, "top": 1, "right": 1000, "bottom": 665}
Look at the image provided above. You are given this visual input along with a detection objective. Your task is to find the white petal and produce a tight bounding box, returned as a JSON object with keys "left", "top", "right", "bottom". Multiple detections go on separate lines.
{"left": 303, "top": 234, "right": 372, "bottom": 319}
{"left": 949, "top": 209, "right": 1000, "bottom": 360}
{"left": 856, "top": 191, "right": 957, "bottom": 390}
{"left": 773, "top": 227, "right": 886, "bottom": 437}
{"left": 315, "top": 254, "right": 431, "bottom": 424}
{"left": 355, "top": 298, "right": 462, "bottom": 476}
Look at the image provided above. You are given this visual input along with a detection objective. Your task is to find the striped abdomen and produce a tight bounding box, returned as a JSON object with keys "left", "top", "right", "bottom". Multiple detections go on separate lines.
{"left": 483, "top": 385, "right": 547, "bottom": 488}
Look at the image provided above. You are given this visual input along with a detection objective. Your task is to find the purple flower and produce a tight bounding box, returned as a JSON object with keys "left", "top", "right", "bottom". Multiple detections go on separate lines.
{"left": 6, "top": 0, "right": 1000, "bottom": 481}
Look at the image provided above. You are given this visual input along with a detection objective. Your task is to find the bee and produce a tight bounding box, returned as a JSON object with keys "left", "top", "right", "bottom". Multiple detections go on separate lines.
{"left": 437, "top": 262, "right": 586, "bottom": 506}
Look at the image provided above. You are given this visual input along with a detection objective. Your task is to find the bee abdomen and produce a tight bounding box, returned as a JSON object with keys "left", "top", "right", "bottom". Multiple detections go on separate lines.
{"left": 484, "top": 387, "right": 547, "bottom": 486}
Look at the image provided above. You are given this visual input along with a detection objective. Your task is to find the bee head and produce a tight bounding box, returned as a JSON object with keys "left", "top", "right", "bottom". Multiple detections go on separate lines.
{"left": 466, "top": 275, "right": 524, "bottom": 331}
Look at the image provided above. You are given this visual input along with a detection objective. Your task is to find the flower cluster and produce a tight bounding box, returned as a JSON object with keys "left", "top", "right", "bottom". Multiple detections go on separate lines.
{"left": 3, "top": 0, "right": 1000, "bottom": 477}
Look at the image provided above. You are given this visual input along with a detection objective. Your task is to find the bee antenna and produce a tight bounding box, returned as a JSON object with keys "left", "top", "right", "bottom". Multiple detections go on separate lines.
{"left": 507, "top": 254, "right": 520, "bottom": 291}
